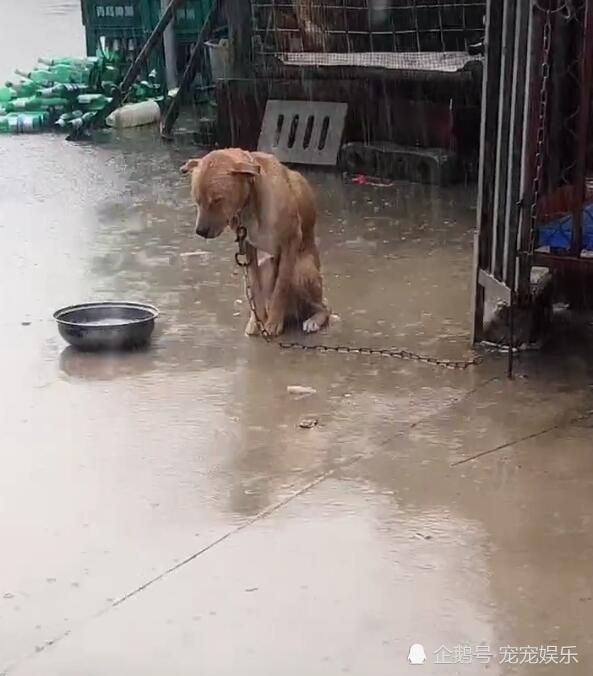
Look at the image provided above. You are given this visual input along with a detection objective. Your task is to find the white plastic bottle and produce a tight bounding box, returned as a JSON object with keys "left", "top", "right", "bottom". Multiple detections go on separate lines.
{"left": 106, "top": 100, "right": 161, "bottom": 129}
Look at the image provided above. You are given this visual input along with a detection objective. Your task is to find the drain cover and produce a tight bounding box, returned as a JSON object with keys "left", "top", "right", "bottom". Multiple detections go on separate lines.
{"left": 258, "top": 100, "right": 348, "bottom": 166}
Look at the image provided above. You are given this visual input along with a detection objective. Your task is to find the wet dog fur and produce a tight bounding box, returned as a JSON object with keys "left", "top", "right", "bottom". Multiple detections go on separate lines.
{"left": 180, "top": 148, "right": 330, "bottom": 337}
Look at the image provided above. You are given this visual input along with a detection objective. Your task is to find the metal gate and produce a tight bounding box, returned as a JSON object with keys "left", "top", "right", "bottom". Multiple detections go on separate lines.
{"left": 472, "top": 0, "right": 533, "bottom": 342}
{"left": 473, "top": 0, "right": 593, "bottom": 343}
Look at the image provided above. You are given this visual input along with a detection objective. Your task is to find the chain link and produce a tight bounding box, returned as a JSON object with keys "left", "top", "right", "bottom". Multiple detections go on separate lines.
{"left": 275, "top": 339, "right": 483, "bottom": 370}
{"left": 242, "top": 261, "right": 274, "bottom": 342}
{"left": 533, "top": 0, "right": 574, "bottom": 19}
{"left": 236, "top": 233, "right": 481, "bottom": 371}
{"left": 528, "top": 5, "right": 554, "bottom": 257}
{"left": 528, "top": 0, "right": 575, "bottom": 252}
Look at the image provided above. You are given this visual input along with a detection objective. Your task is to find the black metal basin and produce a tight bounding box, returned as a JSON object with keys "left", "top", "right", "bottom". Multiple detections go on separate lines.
{"left": 54, "top": 302, "right": 159, "bottom": 351}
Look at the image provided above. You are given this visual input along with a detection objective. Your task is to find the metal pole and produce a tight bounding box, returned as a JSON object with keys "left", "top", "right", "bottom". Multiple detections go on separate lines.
{"left": 225, "top": 0, "right": 253, "bottom": 78}
{"left": 160, "top": 0, "right": 220, "bottom": 139}
{"left": 507, "top": 290, "right": 515, "bottom": 379}
{"left": 94, "top": 0, "right": 184, "bottom": 127}
{"left": 162, "top": 0, "right": 178, "bottom": 90}
{"left": 119, "top": 0, "right": 183, "bottom": 95}
{"left": 471, "top": 0, "right": 503, "bottom": 344}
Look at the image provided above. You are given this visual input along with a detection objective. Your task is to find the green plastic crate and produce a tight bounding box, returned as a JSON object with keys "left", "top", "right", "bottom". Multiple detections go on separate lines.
{"left": 174, "top": 0, "right": 214, "bottom": 40}
{"left": 80, "top": 0, "right": 221, "bottom": 96}
{"left": 81, "top": 0, "right": 158, "bottom": 31}
{"left": 84, "top": 26, "right": 166, "bottom": 81}
{"left": 82, "top": 1, "right": 217, "bottom": 44}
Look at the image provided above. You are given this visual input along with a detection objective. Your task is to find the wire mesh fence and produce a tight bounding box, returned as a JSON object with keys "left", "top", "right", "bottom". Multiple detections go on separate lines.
{"left": 251, "top": 1, "right": 486, "bottom": 72}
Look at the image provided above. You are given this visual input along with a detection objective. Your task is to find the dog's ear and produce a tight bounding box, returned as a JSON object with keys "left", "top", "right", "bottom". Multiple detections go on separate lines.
{"left": 180, "top": 158, "right": 202, "bottom": 174}
{"left": 231, "top": 160, "right": 261, "bottom": 177}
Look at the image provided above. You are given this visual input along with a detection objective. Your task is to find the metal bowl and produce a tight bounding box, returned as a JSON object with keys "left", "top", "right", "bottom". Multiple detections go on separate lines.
{"left": 54, "top": 302, "right": 159, "bottom": 352}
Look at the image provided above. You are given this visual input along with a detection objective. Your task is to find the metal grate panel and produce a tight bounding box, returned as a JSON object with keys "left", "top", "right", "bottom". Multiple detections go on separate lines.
{"left": 258, "top": 100, "right": 348, "bottom": 165}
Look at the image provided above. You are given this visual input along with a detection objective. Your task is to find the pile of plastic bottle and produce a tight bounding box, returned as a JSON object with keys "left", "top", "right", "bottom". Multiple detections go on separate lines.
{"left": 0, "top": 52, "right": 164, "bottom": 135}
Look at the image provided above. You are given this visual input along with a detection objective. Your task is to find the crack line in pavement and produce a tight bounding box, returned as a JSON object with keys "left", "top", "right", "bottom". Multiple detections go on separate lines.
{"left": 107, "top": 375, "right": 499, "bottom": 611}
{"left": 451, "top": 410, "right": 593, "bottom": 467}
{"left": 111, "top": 455, "right": 366, "bottom": 609}
{"left": 409, "top": 376, "right": 499, "bottom": 430}
{"left": 4, "top": 453, "right": 364, "bottom": 675}
{"left": 5, "top": 374, "right": 499, "bottom": 674}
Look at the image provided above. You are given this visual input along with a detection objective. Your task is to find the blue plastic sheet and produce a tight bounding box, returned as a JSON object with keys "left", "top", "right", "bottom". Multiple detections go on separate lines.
{"left": 537, "top": 203, "right": 593, "bottom": 251}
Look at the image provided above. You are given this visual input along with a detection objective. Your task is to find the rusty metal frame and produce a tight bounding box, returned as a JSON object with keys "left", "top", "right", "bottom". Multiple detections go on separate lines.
{"left": 473, "top": 0, "right": 593, "bottom": 344}
{"left": 472, "top": 0, "right": 532, "bottom": 343}
{"left": 520, "top": 0, "right": 593, "bottom": 273}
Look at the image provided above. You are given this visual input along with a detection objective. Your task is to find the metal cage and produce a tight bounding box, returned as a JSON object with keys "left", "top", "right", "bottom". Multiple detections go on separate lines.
{"left": 252, "top": 1, "right": 486, "bottom": 52}
{"left": 473, "top": 0, "right": 593, "bottom": 346}
{"left": 251, "top": 1, "right": 486, "bottom": 74}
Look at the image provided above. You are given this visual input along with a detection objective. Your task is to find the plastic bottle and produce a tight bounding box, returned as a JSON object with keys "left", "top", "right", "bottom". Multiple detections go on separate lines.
{"left": 2, "top": 98, "right": 27, "bottom": 112}
{"left": 6, "top": 79, "right": 38, "bottom": 97}
{"left": 128, "top": 83, "right": 143, "bottom": 102}
{"left": 50, "top": 62, "right": 96, "bottom": 85}
{"left": 39, "top": 57, "right": 96, "bottom": 68}
{"left": 38, "top": 83, "right": 89, "bottom": 98}
{"left": 56, "top": 110, "right": 83, "bottom": 129}
{"left": 77, "top": 93, "right": 111, "bottom": 110}
{"left": 2, "top": 96, "right": 69, "bottom": 112}
{"left": 0, "top": 114, "right": 13, "bottom": 132}
{"left": 31, "top": 111, "right": 50, "bottom": 127}
{"left": 65, "top": 111, "right": 97, "bottom": 131}
{"left": 105, "top": 100, "right": 161, "bottom": 128}
{"left": 5, "top": 112, "right": 46, "bottom": 133}
{"left": 3, "top": 98, "right": 28, "bottom": 112}
{"left": 137, "top": 80, "right": 161, "bottom": 99}
{"left": 0, "top": 86, "right": 17, "bottom": 102}
{"left": 58, "top": 110, "right": 83, "bottom": 123}
{"left": 15, "top": 68, "right": 54, "bottom": 85}
{"left": 49, "top": 64, "right": 76, "bottom": 84}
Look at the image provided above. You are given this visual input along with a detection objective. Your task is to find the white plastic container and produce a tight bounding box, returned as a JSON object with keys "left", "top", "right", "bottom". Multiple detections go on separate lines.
{"left": 106, "top": 100, "right": 161, "bottom": 129}
{"left": 206, "top": 39, "right": 232, "bottom": 80}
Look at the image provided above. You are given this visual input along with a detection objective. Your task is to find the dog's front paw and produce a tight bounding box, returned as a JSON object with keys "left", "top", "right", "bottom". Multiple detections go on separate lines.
{"left": 264, "top": 317, "right": 285, "bottom": 337}
{"left": 303, "top": 317, "right": 322, "bottom": 334}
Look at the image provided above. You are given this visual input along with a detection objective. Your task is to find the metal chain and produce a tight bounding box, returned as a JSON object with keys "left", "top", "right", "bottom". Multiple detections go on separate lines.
{"left": 563, "top": 0, "right": 575, "bottom": 20}
{"left": 242, "top": 261, "right": 274, "bottom": 342}
{"left": 528, "top": 5, "right": 554, "bottom": 257}
{"left": 236, "top": 234, "right": 482, "bottom": 371}
{"left": 533, "top": 0, "right": 574, "bottom": 19}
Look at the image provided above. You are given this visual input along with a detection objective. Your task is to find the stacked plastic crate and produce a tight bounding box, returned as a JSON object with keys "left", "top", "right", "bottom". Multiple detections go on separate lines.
{"left": 81, "top": 0, "right": 216, "bottom": 88}
{"left": 173, "top": 0, "right": 219, "bottom": 101}
{"left": 81, "top": 0, "right": 167, "bottom": 82}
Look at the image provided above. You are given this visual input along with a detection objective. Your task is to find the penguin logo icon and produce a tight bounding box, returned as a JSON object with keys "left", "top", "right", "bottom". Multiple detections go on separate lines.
{"left": 408, "top": 643, "right": 427, "bottom": 665}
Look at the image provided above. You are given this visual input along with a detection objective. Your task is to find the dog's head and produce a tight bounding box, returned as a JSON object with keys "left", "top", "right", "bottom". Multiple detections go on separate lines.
{"left": 180, "top": 149, "right": 261, "bottom": 239}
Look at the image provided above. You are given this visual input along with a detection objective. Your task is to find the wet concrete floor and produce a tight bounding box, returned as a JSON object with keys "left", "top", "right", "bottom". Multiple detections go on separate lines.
{"left": 2, "top": 2, "right": 593, "bottom": 675}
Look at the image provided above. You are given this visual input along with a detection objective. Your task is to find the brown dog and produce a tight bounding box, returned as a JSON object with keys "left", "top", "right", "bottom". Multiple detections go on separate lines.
{"left": 180, "top": 148, "right": 330, "bottom": 337}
